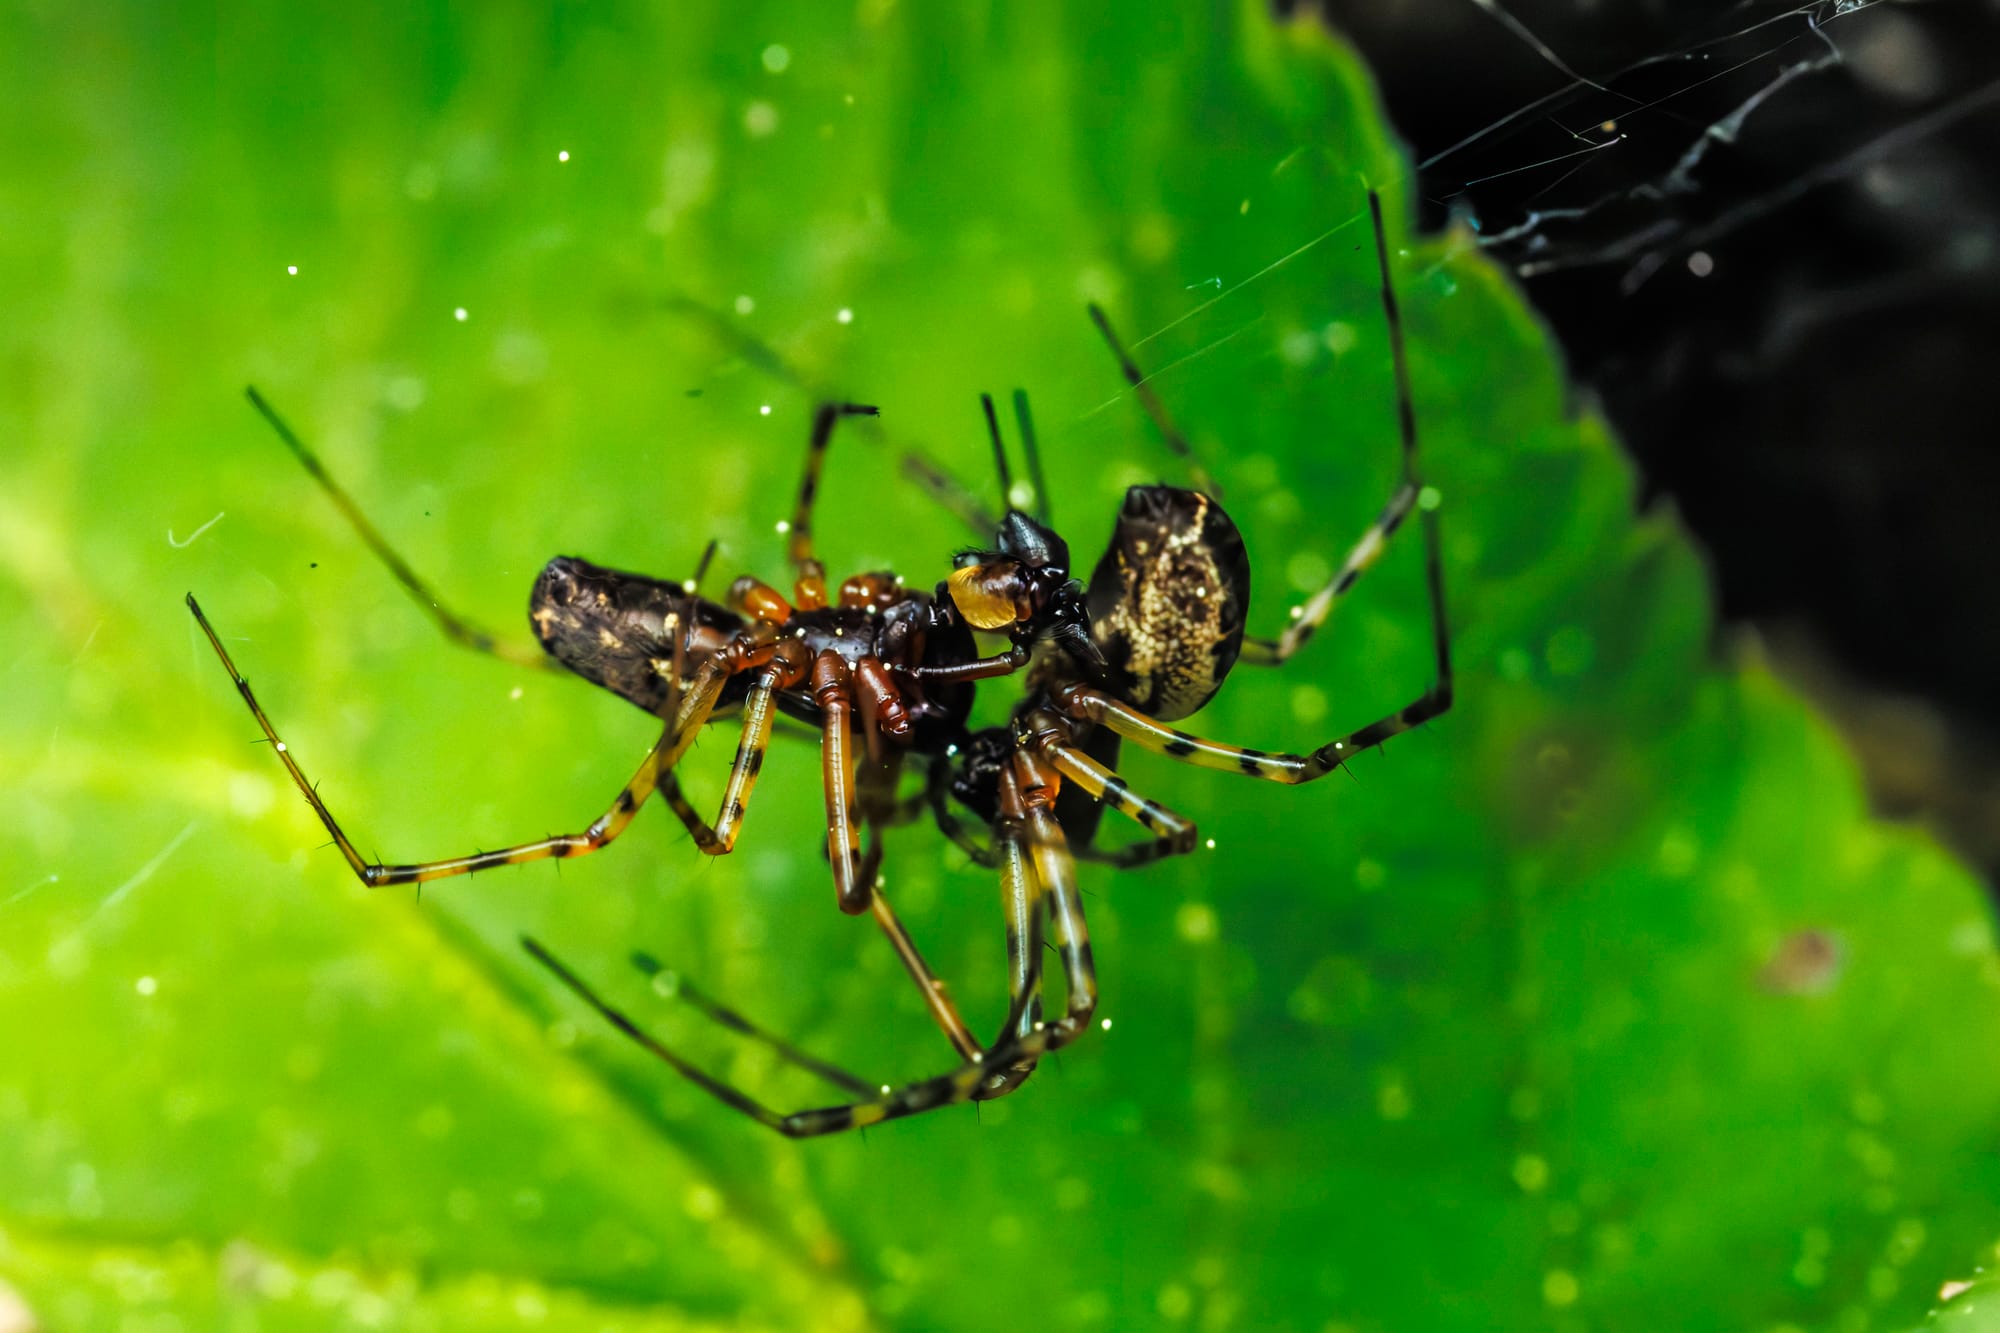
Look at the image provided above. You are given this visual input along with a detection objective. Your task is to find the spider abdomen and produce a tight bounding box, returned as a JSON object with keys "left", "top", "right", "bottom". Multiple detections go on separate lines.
{"left": 1084, "top": 486, "right": 1249, "bottom": 721}
{"left": 529, "top": 555, "right": 746, "bottom": 718}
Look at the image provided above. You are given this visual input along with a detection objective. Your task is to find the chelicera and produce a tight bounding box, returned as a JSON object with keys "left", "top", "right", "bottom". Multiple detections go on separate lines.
{"left": 191, "top": 190, "right": 1451, "bottom": 1136}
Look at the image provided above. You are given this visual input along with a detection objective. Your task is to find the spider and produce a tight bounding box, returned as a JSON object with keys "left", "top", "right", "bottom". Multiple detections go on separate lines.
{"left": 190, "top": 189, "right": 1450, "bottom": 1137}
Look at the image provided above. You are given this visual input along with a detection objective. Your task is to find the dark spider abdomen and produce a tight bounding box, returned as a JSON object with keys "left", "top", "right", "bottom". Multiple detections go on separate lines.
{"left": 1084, "top": 486, "right": 1249, "bottom": 722}
{"left": 530, "top": 555, "right": 748, "bottom": 718}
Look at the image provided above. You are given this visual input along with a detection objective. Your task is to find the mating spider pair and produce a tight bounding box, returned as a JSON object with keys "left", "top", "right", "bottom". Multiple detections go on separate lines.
{"left": 189, "top": 191, "right": 1452, "bottom": 1136}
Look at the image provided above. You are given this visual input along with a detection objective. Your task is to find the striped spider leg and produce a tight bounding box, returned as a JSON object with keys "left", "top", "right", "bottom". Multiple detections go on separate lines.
{"left": 241, "top": 387, "right": 558, "bottom": 672}
{"left": 1023, "top": 188, "right": 1450, "bottom": 878}
{"left": 189, "top": 590, "right": 779, "bottom": 887}
{"left": 232, "top": 388, "right": 788, "bottom": 877}
{"left": 1238, "top": 190, "right": 1442, "bottom": 675}
{"left": 524, "top": 748, "right": 1094, "bottom": 1135}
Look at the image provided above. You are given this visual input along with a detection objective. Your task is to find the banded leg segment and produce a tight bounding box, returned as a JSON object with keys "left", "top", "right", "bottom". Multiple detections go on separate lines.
{"left": 1054, "top": 672, "right": 1451, "bottom": 786}
{"left": 788, "top": 402, "right": 880, "bottom": 606}
{"left": 1087, "top": 304, "right": 1217, "bottom": 497}
{"left": 811, "top": 652, "right": 871, "bottom": 915}
{"left": 1059, "top": 194, "right": 1454, "bottom": 784}
{"left": 1013, "top": 752, "right": 1097, "bottom": 1048}
{"left": 189, "top": 593, "right": 730, "bottom": 886}
{"left": 244, "top": 387, "right": 553, "bottom": 671}
{"left": 1032, "top": 717, "right": 1199, "bottom": 868}
{"left": 662, "top": 661, "right": 801, "bottom": 855}
{"left": 1239, "top": 481, "right": 1417, "bottom": 665}
{"left": 994, "top": 794, "right": 1043, "bottom": 1044}
{"left": 1243, "top": 187, "right": 1450, "bottom": 692}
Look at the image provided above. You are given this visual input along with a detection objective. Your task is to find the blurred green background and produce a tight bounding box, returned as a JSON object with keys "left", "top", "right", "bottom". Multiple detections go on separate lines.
{"left": 4, "top": 2, "right": 1998, "bottom": 1330}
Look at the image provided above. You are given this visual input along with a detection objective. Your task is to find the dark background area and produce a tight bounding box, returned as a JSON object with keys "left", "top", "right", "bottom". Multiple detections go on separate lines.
{"left": 1306, "top": 0, "right": 2000, "bottom": 877}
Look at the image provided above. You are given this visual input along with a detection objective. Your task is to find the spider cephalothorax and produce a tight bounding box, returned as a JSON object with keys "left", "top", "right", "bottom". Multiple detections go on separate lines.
{"left": 942, "top": 502, "right": 1108, "bottom": 683}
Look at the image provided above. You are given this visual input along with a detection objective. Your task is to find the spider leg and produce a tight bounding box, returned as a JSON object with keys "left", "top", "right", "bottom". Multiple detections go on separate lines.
{"left": 992, "top": 779, "right": 1044, "bottom": 1046}
{"left": 652, "top": 657, "right": 805, "bottom": 856}
{"left": 600, "top": 836, "right": 989, "bottom": 1100}
{"left": 1063, "top": 202, "right": 1452, "bottom": 777}
{"left": 520, "top": 752, "right": 1080, "bottom": 1128}
{"left": 1238, "top": 481, "right": 1419, "bottom": 666}
{"left": 926, "top": 752, "right": 999, "bottom": 867}
{"left": 1054, "top": 665, "right": 1451, "bottom": 786}
{"left": 1013, "top": 751, "right": 1097, "bottom": 1048}
{"left": 1241, "top": 189, "right": 1446, "bottom": 671}
{"left": 529, "top": 929, "right": 1059, "bottom": 1136}
{"left": 1086, "top": 303, "right": 1218, "bottom": 497}
{"left": 867, "top": 879, "right": 990, "bottom": 1066}
{"left": 655, "top": 769, "right": 709, "bottom": 844}
{"left": 189, "top": 593, "right": 733, "bottom": 885}
{"left": 657, "top": 707, "right": 990, "bottom": 1075}
{"left": 1027, "top": 713, "right": 1199, "bottom": 868}
{"left": 844, "top": 752, "right": 985, "bottom": 1063}
{"left": 625, "top": 950, "right": 875, "bottom": 1097}
{"left": 242, "top": 387, "right": 555, "bottom": 671}
{"left": 808, "top": 651, "right": 872, "bottom": 915}
{"left": 523, "top": 935, "right": 831, "bottom": 1134}
{"left": 787, "top": 401, "right": 880, "bottom": 607}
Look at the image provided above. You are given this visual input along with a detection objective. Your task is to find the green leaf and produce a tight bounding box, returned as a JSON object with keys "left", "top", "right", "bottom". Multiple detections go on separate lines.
{"left": 4, "top": 2, "right": 1996, "bottom": 1330}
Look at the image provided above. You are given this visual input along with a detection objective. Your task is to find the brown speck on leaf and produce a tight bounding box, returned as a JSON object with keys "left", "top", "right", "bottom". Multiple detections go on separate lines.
{"left": 1759, "top": 928, "right": 1845, "bottom": 995}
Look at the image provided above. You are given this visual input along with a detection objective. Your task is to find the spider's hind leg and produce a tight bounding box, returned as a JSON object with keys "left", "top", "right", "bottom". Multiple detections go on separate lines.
{"left": 624, "top": 950, "right": 876, "bottom": 1098}
{"left": 526, "top": 930, "right": 1058, "bottom": 1138}
{"left": 787, "top": 401, "right": 880, "bottom": 607}
{"left": 243, "top": 387, "right": 554, "bottom": 671}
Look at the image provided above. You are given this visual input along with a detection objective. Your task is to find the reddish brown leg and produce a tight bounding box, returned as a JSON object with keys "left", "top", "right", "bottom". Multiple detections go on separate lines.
{"left": 810, "top": 651, "right": 870, "bottom": 915}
